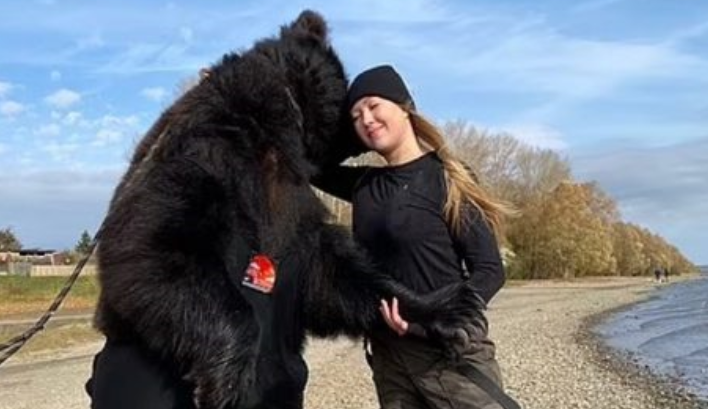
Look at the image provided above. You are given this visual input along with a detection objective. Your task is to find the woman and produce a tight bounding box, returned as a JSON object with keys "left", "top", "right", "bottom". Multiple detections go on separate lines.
{"left": 314, "top": 65, "right": 516, "bottom": 409}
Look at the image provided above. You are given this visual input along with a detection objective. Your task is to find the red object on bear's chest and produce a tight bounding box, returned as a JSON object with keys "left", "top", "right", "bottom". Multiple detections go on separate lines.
{"left": 242, "top": 254, "right": 277, "bottom": 294}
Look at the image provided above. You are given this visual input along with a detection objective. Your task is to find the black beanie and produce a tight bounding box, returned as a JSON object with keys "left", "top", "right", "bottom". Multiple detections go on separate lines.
{"left": 347, "top": 65, "right": 415, "bottom": 111}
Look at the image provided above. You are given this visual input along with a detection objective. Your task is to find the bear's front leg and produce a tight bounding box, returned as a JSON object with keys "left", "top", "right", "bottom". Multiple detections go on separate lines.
{"left": 301, "top": 224, "right": 484, "bottom": 341}
{"left": 98, "top": 158, "right": 261, "bottom": 409}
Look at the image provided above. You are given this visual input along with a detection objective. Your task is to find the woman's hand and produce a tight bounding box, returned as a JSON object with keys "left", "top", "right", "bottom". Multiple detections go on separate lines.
{"left": 380, "top": 297, "right": 409, "bottom": 336}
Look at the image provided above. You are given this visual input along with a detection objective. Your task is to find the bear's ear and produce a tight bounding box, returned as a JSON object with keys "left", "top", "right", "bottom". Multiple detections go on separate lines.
{"left": 285, "top": 10, "right": 328, "bottom": 42}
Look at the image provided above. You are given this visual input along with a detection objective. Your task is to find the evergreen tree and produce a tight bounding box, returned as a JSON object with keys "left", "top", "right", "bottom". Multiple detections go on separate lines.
{"left": 75, "top": 230, "right": 93, "bottom": 255}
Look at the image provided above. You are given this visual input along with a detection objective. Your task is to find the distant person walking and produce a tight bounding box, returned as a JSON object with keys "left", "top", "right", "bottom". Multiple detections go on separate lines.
{"left": 654, "top": 267, "right": 662, "bottom": 283}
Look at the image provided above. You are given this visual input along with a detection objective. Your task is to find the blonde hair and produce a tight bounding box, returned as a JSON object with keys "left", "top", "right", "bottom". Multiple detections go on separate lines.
{"left": 403, "top": 104, "right": 515, "bottom": 240}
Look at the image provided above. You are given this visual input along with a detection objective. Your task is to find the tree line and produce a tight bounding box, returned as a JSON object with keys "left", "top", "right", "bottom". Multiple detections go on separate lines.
{"left": 0, "top": 227, "right": 94, "bottom": 264}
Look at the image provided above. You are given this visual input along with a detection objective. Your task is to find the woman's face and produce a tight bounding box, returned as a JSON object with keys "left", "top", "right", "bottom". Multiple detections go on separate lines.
{"left": 350, "top": 96, "right": 412, "bottom": 155}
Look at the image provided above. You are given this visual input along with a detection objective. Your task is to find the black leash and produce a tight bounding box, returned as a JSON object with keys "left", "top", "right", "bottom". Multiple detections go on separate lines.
{"left": 0, "top": 233, "right": 100, "bottom": 366}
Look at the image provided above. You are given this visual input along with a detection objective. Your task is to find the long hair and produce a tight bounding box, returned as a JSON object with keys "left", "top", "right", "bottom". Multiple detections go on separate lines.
{"left": 402, "top": 103, "right": 515, "bottom": 239}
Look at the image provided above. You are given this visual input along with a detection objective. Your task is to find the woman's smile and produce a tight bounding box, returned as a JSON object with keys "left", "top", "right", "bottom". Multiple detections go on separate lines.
{"left": 366, "top": 124, "right": 385, "bottom": 139}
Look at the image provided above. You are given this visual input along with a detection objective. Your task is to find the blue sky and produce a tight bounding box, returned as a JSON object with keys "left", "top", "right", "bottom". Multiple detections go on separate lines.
{"left": 0, "top": 0, "right": 706, "bottom": 264}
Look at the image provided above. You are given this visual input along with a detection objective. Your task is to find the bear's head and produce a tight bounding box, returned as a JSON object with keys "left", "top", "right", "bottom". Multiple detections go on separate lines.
{"left": 257, "top": 10, "right": 366, "bottom": 170}
{"left": 144, "top": 11, "right": 365, "bottom": 179}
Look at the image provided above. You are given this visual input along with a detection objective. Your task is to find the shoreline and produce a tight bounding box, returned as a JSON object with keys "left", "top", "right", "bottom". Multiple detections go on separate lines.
{"left": 483, "top": 274, "right": 706, "bottom": 409}
{"left": 577, "top": 305, "right": 705, "bottom": 409}
{"left": 576, "top": 277, "right": 707, "bottom": 409}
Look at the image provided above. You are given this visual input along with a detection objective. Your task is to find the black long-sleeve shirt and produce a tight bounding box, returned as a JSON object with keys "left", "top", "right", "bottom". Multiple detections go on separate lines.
{"left": 313, "top": 152, "right": 505, "bottom": 304}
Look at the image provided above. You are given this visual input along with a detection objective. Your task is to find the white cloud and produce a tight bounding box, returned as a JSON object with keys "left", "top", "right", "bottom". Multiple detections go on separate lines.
{"left": 180, "top": 27, "right": 193, "bottom": 43}
{"left": 571, "top": 0, "right": 628, "bottom": 13}
{"left": 573, "top": 137, "right": 708, "bottom": 263}
{"left": 380, "top": 6, "right": 705, "bottom": 130}
{"left": 44, "top": 88, "right": 81, "bottom": 109}
{"left": 76, "top": 33, "right": 105, "bottom": 50}
{"left": 97, "top": 41, "right": 201, "bottom": 74}
{"left": 35, "top": 123, "right": 61, "bottom": 137}
{"left": 0, "top": 167, "right": 121, "bottom": 251}
{"left": 0, "top": 81, "right": 12, "bottom": 98}
{"left": 667, "top": 21, "right": 708, "bottom": 45}
{"left": 83, "top": 115, "right": 142, "bottom": 147}
{"left": 41, "top": 141, "right": 80, "bottom": 162}
{"left": 448, "top": 29, "right": 705, "bottom": 101}
{"left": 339, "top": 5, "right": 707, "bottom": 125}
{"left": 93, "top": 129, "right": 123, "bottom": 146}
{"left": 3, "top": 110, "right": 144, "bottom": 171}
{"left": 50, "top": 70, "right": 62, "bottom": 81}
{"left": 0, "top": 168, "right": 121, "bottom": 194}
{"left": 62, "top": 111, "right": 84, "bottom": 126}
{"left": 1, "top": 100, "right": 25, "bottom": 117}
{"left": 324, "top": 0, "right": 449, "bottom": 23}
{"left": 495, "top": 123, "right": 568, "bottom": 150}
{"left": 141, "top": 87, "right": 168, "bottom": 102}
{"left": 98, "top": 114, "right": 140, "bottom": 128}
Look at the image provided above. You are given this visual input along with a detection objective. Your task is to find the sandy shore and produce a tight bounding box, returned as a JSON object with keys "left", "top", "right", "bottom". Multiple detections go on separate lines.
{"left": 2, "top": 276, "right": 705, "bottom": 409}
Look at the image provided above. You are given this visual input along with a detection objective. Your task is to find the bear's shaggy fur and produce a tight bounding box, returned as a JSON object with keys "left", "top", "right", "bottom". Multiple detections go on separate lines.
{"left": 93, "top": 10, "right": 479, "bottom": 409}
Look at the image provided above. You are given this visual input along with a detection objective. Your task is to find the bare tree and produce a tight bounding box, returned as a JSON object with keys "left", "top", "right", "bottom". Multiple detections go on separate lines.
{"left": 442, "top": 120, "right": 571, "bottom": 206}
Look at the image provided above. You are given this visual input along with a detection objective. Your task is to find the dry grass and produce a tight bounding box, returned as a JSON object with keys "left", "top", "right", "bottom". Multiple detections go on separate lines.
{"left": 0, "top": 322, "right": 103, "bottom": 358}
{"left": 0, "top": 276, "right": 98, "bottom": 316}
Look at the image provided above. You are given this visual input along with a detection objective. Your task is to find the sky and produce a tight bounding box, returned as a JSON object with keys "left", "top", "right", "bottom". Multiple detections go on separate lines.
{"left": 0, "top": 0, "right": 706, "bottom": 264}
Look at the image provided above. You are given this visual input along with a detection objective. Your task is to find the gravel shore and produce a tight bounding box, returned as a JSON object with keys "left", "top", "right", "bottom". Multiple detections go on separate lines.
{"left": 2, "top": 276, "right": 705, "bottom": 409}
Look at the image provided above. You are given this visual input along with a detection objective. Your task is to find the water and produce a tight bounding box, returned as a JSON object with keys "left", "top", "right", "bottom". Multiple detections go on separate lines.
{"left": 596, "top": 268, "right": 708, "bottom": 400}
